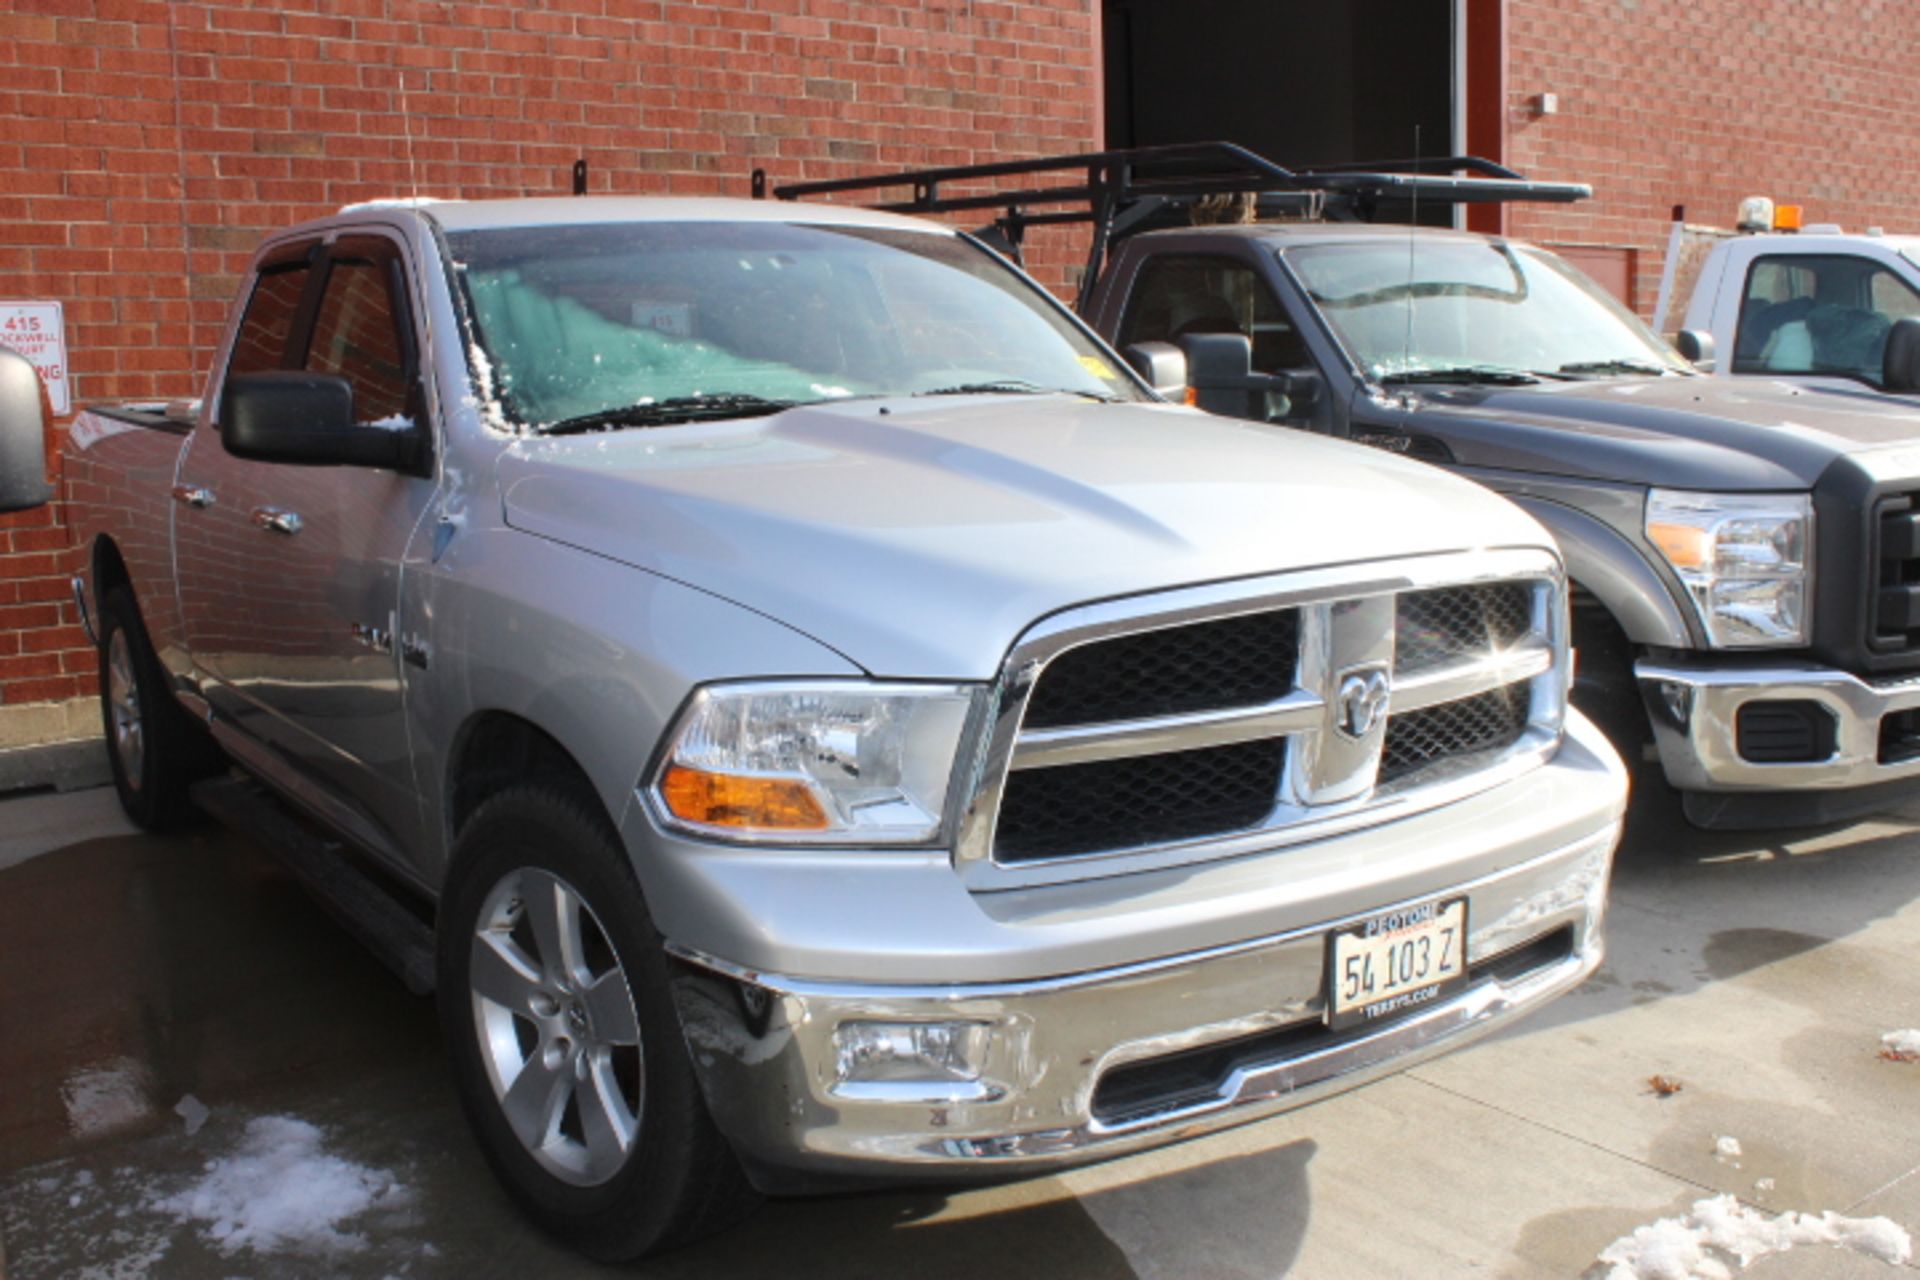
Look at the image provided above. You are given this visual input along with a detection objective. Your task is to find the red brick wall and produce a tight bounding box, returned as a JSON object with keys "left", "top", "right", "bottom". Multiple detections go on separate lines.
{"left": 0, "top": 0, "right": 1099, "bottom": 720}
{"left": 1504, "top": 0, "right": 1920, "bottom": 318}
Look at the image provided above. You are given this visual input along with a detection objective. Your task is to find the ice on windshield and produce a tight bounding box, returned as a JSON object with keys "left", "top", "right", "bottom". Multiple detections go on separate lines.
{"left": 1289, "top": 239, "right": 1688, "bottom": 381}
{"left": 448, "top": 222, "right": 1138, "bottom": 428}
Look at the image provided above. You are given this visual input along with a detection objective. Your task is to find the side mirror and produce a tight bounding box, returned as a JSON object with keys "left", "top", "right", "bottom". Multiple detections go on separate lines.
{"left": 1179, "top": 333, "right": 1317, "bottom": 421}
{"left": 1121, "top": 341, "right": 1189, "bottom": 399}
{"left": 0, "top": 346, "right": 52, "bottom": 514}
{"left": 221, "top": 372, "right": 422, "bottom": 470}
{"left": 1675, "top": 329, "right": 1717, "bottom": 371}
{"left": 1884, "top": 317, "right": 1920, "bottom": 394}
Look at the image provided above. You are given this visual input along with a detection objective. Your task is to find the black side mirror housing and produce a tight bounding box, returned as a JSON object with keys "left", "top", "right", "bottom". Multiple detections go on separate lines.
{"left": 1675, "top": 329, "right": 1717, "bottom": 371}
{"left": 1884, "top": 317, "right": 1920, "bottom": 394}
{"left": 221, "top": 372, "right": 424, "bottom": 470}
{"left": 1121, "top": 341, "right": 1189, "bottom": 399}
{"left": 0, "top": 346, "right": 52, "bottom": 515}
{"left": 1178, "top": 333, "right": 1319, "bottom": 420}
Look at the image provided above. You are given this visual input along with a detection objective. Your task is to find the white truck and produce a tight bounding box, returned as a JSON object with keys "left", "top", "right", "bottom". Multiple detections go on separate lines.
{"left": 1657, "top": 199, "right": 1920, "bottom": 398}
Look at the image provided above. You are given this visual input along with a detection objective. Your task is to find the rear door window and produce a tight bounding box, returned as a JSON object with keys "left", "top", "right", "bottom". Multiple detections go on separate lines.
{"left": 227, "top": 259, "right": 312, "bottom": 377}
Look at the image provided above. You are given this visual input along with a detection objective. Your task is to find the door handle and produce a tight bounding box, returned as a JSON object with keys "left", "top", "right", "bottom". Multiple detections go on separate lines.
{"left": 250, "top": 506, "right": 303, "bottom": 535}
{"left": 171, "top": 485, "right": 215, "bottom": 509}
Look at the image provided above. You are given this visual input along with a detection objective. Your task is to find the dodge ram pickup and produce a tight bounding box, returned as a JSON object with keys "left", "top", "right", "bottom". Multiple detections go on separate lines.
{"left": 0, "top": 194, "right": 1625, "bottom": 1258}
{"left": 781, "top": 145, "right": 1920, "bottom": 830}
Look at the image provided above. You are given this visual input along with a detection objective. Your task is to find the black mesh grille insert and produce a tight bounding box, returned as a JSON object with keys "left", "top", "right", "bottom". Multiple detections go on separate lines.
{"left": 1379, "top": 684, "right": 1531, "bottom": 785}
{"left": 1395, "top": 583, "right": 1534, "bottom": 676}
{"left": 1022, "top": 609, "right": 1299, "bottom": 729}
{"left": 994, "top": 738, "right": 1285, "bottom": 862}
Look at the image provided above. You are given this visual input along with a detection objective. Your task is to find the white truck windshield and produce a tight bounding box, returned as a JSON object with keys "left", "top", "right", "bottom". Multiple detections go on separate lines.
{"left": 446, "top": 221, "right": 1143, "bottom": 429}
{"left": 1289, "top": 240, "right": 1690, "bottom": 383}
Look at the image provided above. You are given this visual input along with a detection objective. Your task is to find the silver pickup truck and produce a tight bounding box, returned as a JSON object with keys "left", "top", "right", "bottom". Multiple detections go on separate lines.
{"left": 0, "top": 196, "right": 1625, "bottom": 1258}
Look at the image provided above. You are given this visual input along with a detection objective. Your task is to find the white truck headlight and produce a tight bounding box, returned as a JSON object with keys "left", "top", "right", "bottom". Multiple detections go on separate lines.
{"left": 652, "top": 682, "right": 981, "bottom": 844}
{"left": 1645, "top": 490, "right": 1811, "bottom": 647}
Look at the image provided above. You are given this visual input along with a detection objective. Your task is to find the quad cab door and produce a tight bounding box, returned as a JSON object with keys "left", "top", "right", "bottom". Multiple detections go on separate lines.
{"left": 174, "top": 230, "right": 439, "bottom": 865}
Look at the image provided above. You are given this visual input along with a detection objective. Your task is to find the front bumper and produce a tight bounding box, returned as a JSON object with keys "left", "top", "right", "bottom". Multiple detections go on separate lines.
{"left": 1637, "top": 659, "right": 1920, "bottom": 791}
{"left": 663, "top": 720, "right": 1623, "bottom": 1190}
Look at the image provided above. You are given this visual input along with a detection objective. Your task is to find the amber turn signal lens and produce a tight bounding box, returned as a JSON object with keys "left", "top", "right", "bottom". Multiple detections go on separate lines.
{"left": 1646, "top": 521, "right": 1713, "bottom": 569}
{"left": 659, "top": 764, "right": 830, "bottom": 831}
{"left": 1184, "top": 386, "right": 1200, "bottom": 406}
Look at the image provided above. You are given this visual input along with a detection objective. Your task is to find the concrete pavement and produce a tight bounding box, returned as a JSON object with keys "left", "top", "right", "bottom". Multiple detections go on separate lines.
{"left": 0, "top": 773, "right": 1916, "bottom": 1278}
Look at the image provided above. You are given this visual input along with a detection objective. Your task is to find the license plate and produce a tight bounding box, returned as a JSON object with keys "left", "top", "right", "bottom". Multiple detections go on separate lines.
{"left": 1325, "top": 897, "right": 1468, "bottom": 1032}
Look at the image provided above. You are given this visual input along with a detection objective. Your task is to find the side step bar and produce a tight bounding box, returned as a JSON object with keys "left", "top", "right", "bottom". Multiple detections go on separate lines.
{"left": 190, "top": 776, "right": 437, "bottom": 996}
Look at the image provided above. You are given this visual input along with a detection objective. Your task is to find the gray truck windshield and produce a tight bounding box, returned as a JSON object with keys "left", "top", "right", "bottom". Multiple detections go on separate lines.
{"left": 446, "top": 221, "right": 1142, "bottom": 428}
{"left": 1288, "top": 240, "right": 1689, "bottom": 382}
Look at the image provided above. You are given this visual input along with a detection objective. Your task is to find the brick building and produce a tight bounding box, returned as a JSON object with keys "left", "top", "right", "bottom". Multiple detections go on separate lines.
{"left": 2, "top": 0, "right": 1918, "bottom": 755}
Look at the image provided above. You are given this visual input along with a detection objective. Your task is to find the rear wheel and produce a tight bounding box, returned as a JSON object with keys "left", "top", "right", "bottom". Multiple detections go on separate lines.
{"left": 98, "top": 587, "right": 220, "bottom": 830}
{"left": 437, "top": 785, "right": 757, "bottom": 1259}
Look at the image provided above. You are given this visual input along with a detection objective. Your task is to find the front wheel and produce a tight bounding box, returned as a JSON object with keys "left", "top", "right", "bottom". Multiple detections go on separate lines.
{"left": 436, "top": 785, "right": 757, "bottom": 1259}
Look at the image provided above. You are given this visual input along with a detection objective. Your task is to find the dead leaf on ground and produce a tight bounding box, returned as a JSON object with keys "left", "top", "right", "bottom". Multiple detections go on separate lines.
{"left": 1878, "top": 1047, "right": 1919, "bottom": 1064}
{"left": 1647, "top": 1074, "right": 1684, "bottom": 1097}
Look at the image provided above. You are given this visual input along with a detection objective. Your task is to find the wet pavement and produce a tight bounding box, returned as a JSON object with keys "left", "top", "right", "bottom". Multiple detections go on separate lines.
{"left": 1, "top": 775, "right": 1918, "bottom": 1278}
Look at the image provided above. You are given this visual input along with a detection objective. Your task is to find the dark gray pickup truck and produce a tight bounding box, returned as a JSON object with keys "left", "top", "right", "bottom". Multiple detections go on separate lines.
{"left": 778, "top": 145, "right": 1920, "bottom": 830}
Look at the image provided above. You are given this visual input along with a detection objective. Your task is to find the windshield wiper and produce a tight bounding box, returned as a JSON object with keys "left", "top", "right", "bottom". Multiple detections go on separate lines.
{"left": 541, "top": 393, "right": 797, "bottom": 435}
{"left": 1555, "top": 359, "right": 1671, "bottom": 377}
{"left": 916, "top": 379, "right": 1122, "bottom": 402}
{"left": 1378, "top": 366, "right": 1542, "bottom": 387}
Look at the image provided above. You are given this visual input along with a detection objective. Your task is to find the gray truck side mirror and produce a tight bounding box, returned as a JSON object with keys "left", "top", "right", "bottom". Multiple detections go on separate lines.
{"left": 1675, "top": 329, "right": 1717, "bottom": 371}
{"left": 1179, "top": 333, "right": 1320, "bottom": 421}
{"left": 0, "top": 346, "right": 52, "bottom": 514}
{"left": 1884, "top": 318, "right": 1920, "bottom": 394}
{"left": 1121, "top": 341, "right": 1188, "bottom": 399}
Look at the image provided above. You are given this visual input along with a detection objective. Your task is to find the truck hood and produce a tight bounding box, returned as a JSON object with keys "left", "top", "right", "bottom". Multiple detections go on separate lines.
{"left": 1404, "top": 375, "right": 1920, "bottom": 489}
{"left": 498, "top": 396, "right": 1549, "bottom": 678}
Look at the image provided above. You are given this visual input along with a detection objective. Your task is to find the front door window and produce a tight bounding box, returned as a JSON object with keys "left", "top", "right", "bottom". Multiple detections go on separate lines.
{"left": 1735, "top": 254, "right": 1920, "bottom": 384}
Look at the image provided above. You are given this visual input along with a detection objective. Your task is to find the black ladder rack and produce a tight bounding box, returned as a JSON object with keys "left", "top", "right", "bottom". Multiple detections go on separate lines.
{"left": 750, "top": 141, "right": 1590, "bottom": 305}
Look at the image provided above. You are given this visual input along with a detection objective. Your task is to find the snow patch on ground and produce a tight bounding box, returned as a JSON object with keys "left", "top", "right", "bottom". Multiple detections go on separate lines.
{"left": 61, "top": 1057, "right": 153, "bottom": 1138}
{"left": 1713, "top": 1135, "right": 1742, "bottom": 1162}
{"left": 150, "top": 1114, "right": 411, "bottom": 1256}
{"left": 1882, "top": 1028, "right": 1920, "bottom": 1061}
{"left": 1595, "top": 1194, "right": 1912, "bottom": 1278}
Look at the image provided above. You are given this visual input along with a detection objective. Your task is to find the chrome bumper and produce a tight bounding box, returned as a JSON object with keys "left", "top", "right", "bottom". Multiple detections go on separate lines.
{"left": 1637, "top": 660, "right": 1920, "bottom": 790}
{"left": 667, "top": 822, "right": 1615, "bottom": 1187}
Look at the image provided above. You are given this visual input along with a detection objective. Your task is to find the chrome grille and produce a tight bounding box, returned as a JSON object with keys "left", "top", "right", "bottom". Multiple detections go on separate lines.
{"left": 962, "top": 552, "right": 1563, "bottom": 885}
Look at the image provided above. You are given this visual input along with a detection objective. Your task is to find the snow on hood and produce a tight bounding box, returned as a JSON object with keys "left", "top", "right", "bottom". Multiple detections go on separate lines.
{"left": 499, "top": 396, "right": 1551, "bottom": 678}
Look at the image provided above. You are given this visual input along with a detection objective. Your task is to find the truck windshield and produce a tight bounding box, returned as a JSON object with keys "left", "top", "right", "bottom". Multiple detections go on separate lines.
{"left": 445, "top": 221, "right": 1143, "bottom": 429}
{"left": 1287, "top": 240, "right": 1690, "bottom": 382}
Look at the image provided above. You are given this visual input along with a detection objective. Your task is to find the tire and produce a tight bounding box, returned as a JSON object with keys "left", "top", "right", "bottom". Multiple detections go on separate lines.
{"left": 98, "top": 586, "right": 222, "bottom": 830}
{"left": 436, "top": 785, "right": 758, "bottom": 1260}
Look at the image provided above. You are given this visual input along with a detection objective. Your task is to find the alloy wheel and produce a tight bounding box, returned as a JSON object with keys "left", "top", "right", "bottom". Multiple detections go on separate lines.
{"left": 470, "top": 867, "right": 645, "bottom": 1186}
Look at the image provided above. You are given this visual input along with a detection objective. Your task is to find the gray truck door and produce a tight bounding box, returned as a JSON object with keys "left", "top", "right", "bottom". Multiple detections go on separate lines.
{"left": 175, "top": 232, "right": 437, "bottom": 860}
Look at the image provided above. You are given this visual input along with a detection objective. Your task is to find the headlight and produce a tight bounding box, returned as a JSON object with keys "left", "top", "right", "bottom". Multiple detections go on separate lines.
{"left": 1645, "top": 490, "right": 1810, "bottom": 647}
{"left": 652, "top": 682, "right": 981, "bottom": 844}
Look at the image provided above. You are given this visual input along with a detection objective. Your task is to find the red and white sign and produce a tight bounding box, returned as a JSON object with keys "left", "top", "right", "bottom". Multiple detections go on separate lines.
{"left": 0, "top": 302, "right": 69, "bottom": 415}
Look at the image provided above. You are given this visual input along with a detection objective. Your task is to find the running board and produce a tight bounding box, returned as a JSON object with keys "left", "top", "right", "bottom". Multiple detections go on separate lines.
{"left": 190, "top": 776, "right": 437, "bottom": 995}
